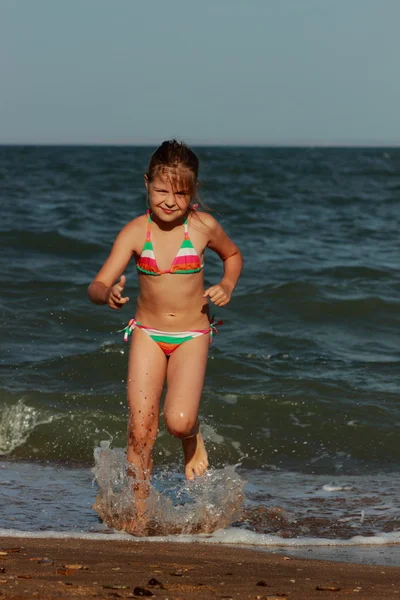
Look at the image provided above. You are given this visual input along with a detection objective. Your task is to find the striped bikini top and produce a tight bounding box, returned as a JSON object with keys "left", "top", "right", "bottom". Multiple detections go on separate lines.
{"left": 136, "top": 211, "right": 204, "bottom": 276}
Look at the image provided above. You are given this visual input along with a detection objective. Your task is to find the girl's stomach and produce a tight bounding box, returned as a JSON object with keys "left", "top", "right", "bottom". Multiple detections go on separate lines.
{"left": 135, "top": 273, "right": 211, "bottom": 331}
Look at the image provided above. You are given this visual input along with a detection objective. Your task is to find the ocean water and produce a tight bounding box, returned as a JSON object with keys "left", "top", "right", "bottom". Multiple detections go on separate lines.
{"left": 1, "top": 145, "right": 400, "bottom": 564}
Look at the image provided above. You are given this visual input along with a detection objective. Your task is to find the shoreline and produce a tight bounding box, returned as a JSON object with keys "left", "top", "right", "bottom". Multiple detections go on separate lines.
{"left": 1, "top": 529, "right": 400, "bottom": 567}
{"left": 0, "top": 537, "right": 399, "bottom": 599}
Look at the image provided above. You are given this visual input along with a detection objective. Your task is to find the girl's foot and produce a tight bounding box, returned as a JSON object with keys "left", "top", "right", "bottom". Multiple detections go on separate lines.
{"left": 182, "top": 431, "right": 209, "bottom": 480}
{"left": 127, "top": 491, "right": 150, "bottom": 536}
{"left": 126, "top": 466, "right": 151, "bottom": 536}
{"left": 125, "top": 508, "right": 149, "bottom": 536}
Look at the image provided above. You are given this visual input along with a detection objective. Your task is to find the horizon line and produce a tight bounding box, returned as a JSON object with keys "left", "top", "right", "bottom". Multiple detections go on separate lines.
{"left": 1, "top": 141, "right": 400, "bottom": 148}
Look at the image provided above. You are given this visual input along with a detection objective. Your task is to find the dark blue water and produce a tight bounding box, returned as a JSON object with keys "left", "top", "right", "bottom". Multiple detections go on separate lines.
{"left": 0, "top": 146, "right": 399, "bottom": 549}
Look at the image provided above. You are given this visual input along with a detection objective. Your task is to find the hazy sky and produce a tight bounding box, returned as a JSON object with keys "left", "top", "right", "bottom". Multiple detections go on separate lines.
{"left": 1, "top": 0, "right": 399, "bottom": 145}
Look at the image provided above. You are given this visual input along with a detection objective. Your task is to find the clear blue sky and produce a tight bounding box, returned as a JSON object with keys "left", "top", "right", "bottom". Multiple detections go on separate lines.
{"left": 1, "top": 0, "right": 399, "bottom": 145}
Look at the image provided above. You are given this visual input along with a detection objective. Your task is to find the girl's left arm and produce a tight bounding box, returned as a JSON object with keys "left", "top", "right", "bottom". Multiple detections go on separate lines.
{"left": 203, "top": 216, "right": 243, "bottom": 307}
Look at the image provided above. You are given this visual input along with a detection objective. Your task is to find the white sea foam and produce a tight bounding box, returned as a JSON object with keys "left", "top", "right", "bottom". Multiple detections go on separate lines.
{"left": 0, "top": 399, "right": 58, "bottom": 455}
{"left": 222, "top": 394, "right": 238, "bottom": 405}
{"left": 0, "top": 526, "right": 399, "bottom": 548}
{"left": 322, "top": 482, "right": 353, "bottom": 492}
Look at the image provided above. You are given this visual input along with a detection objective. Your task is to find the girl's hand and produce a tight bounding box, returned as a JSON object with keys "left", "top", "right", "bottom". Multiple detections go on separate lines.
{"left": 107, "top": 275, "right": 130, "bottom": 309}
{"left": 203, "top": 282, "right": 232, "bottom": 307}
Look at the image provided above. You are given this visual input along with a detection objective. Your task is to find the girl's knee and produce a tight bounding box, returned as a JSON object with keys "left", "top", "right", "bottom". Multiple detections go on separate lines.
{"left": 164, "top": 412, "right": 198, "bottom": 439}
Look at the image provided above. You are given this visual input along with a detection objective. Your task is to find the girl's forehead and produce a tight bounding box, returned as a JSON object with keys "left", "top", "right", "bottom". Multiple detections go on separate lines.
{"left": 151, "top": 172, "right": 191, "bottom": 192}
{"left": 151, "top": 175, "right": 173, "bottom": 187}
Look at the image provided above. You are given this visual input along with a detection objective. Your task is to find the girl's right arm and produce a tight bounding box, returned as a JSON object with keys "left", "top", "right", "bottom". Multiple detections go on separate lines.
{"left": 87, "top": 220, "right": 140, "bottom": 309}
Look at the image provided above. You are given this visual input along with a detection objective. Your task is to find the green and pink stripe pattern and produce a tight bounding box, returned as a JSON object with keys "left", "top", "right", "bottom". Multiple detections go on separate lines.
{"left": 136, "top": 211, "right": 204, "bottom": 276}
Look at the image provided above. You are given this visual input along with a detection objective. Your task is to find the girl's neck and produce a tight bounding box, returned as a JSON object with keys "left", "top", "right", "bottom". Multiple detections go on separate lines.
{"left": 150, "top": 211, "right": 188, "bottom": 232}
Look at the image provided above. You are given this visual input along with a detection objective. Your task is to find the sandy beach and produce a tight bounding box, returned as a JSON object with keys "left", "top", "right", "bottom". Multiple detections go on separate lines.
{"left": 0, "top": 537, "right": 399, "bottom": 599}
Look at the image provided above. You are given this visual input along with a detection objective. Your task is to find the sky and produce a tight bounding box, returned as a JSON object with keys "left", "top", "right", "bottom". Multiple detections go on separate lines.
{"left": 1, "top": 0, "right": 399, "bottom": 145}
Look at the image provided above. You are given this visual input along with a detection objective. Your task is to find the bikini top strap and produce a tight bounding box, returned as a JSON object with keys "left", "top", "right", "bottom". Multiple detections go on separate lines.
{"left": 183, "top": 216, "right": 189, "bottom": 237}
{"left": 146, "top": 210, "right": 152, "bottom": 240}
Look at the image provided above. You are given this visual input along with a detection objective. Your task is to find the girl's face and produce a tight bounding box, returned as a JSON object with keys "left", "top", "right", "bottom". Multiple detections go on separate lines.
{"left": 145, "top": 173, "right": 192, "bottom": 222}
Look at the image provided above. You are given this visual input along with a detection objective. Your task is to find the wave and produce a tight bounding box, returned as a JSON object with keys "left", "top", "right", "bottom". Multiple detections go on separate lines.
{"left": 2, "top": 389, "right": 400, "bottom": 471}
{"left": 261, "top": 283, "right": 400, "bottom": 320}
{"left": 0, "top": 229, "right": 103, "bottom": 255}
{"left": 312, "top": 265, "right": 394, "bottom": 280}
{"left": 0, "top": 398, "right": 59, "bottom": 456}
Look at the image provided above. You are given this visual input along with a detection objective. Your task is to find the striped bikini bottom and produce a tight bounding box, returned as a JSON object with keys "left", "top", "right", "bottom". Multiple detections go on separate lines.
{"left": 121, "top": 318, "right": 223, "bottom": 357}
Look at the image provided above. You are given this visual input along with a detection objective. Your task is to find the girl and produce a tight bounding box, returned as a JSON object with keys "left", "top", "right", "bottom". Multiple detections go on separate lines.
{"left": 88, "top": 140, "right": 242, "bottom": 530}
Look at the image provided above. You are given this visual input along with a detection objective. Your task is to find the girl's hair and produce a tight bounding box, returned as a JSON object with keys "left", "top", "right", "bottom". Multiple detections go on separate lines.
{"left": 146, "top": 140, "right": 202, "bottom": 208}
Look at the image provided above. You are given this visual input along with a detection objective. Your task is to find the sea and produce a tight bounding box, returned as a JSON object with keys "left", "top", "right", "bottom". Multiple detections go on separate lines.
{"left": 1, "top": 145, "right": 400, "bottom": 566}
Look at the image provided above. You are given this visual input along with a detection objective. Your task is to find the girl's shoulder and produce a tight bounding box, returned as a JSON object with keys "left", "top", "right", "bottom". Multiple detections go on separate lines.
{"left": 119, "top": 213, "right": 148, "bottom": 235}
{"left": 114, "top": 213, "right": 148, "bottom": 254}
{"left": 189, "top": 210, "right": 220, "bottom": 234}
{"left": 119, "top": 214, "right": 148, "bottom": 236}
{"left": 189, "top": 210, "right": 222, "bottom": 241}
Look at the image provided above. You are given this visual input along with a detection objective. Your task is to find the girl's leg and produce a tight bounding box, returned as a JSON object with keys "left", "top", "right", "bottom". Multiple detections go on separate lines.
{"left": 164, "top": 333, "right": 210, "bottom": 480}
{"left": 127, "top": 327, "right": 167, "bottom": 518}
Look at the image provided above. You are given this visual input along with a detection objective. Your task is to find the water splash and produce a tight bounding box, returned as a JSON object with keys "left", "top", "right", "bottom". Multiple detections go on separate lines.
{"left": 0, "top": 399, "right": 57, "bottom": 455}
{"left": 91, "top": 441, "right": 245, "bottom": 536}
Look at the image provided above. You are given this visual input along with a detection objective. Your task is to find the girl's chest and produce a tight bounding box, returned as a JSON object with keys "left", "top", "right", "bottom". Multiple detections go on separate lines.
{"left": 151, "top": 227, "right": 206, "bottom": 271}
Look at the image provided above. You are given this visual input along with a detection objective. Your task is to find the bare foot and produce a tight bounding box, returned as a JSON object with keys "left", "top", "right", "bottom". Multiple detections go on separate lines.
{"left": 125, "top": 507, "right": 149, "bottom": 536}
{"left": 126, "top": 465, "right": 150, "bottom": 536}
{"left": 182, "top": 431, "right": 209, "bottom": 481}
{"left": 130, "top": 493, "right": 150, "bottom": 536}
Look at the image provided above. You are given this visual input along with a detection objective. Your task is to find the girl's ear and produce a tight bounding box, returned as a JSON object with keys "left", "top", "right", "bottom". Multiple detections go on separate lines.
{"left": 144, "top": 174, "right": 149, "bottom": 190}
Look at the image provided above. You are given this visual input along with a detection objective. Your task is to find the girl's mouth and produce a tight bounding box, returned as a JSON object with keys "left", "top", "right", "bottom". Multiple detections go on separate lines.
{"left": 162, "top": 208, "right": 174, "bottom": 214}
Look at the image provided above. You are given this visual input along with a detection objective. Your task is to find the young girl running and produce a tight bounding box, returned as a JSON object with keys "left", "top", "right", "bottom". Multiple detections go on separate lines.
{"left": 88, "top": 140, "right": 242, "bottom": 529}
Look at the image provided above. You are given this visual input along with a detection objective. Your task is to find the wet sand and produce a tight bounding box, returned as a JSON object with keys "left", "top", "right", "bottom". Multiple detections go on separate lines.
{"left": 0, "top": 537, "right": 399, "bottom": 599}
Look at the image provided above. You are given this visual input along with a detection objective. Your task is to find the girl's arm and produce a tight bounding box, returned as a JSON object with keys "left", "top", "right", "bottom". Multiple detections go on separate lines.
{"left": 203, "top": 216, "right": 243, "bottom": 307}
{"left": 87, "top": 220, "right": 139, "bottom": 309}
